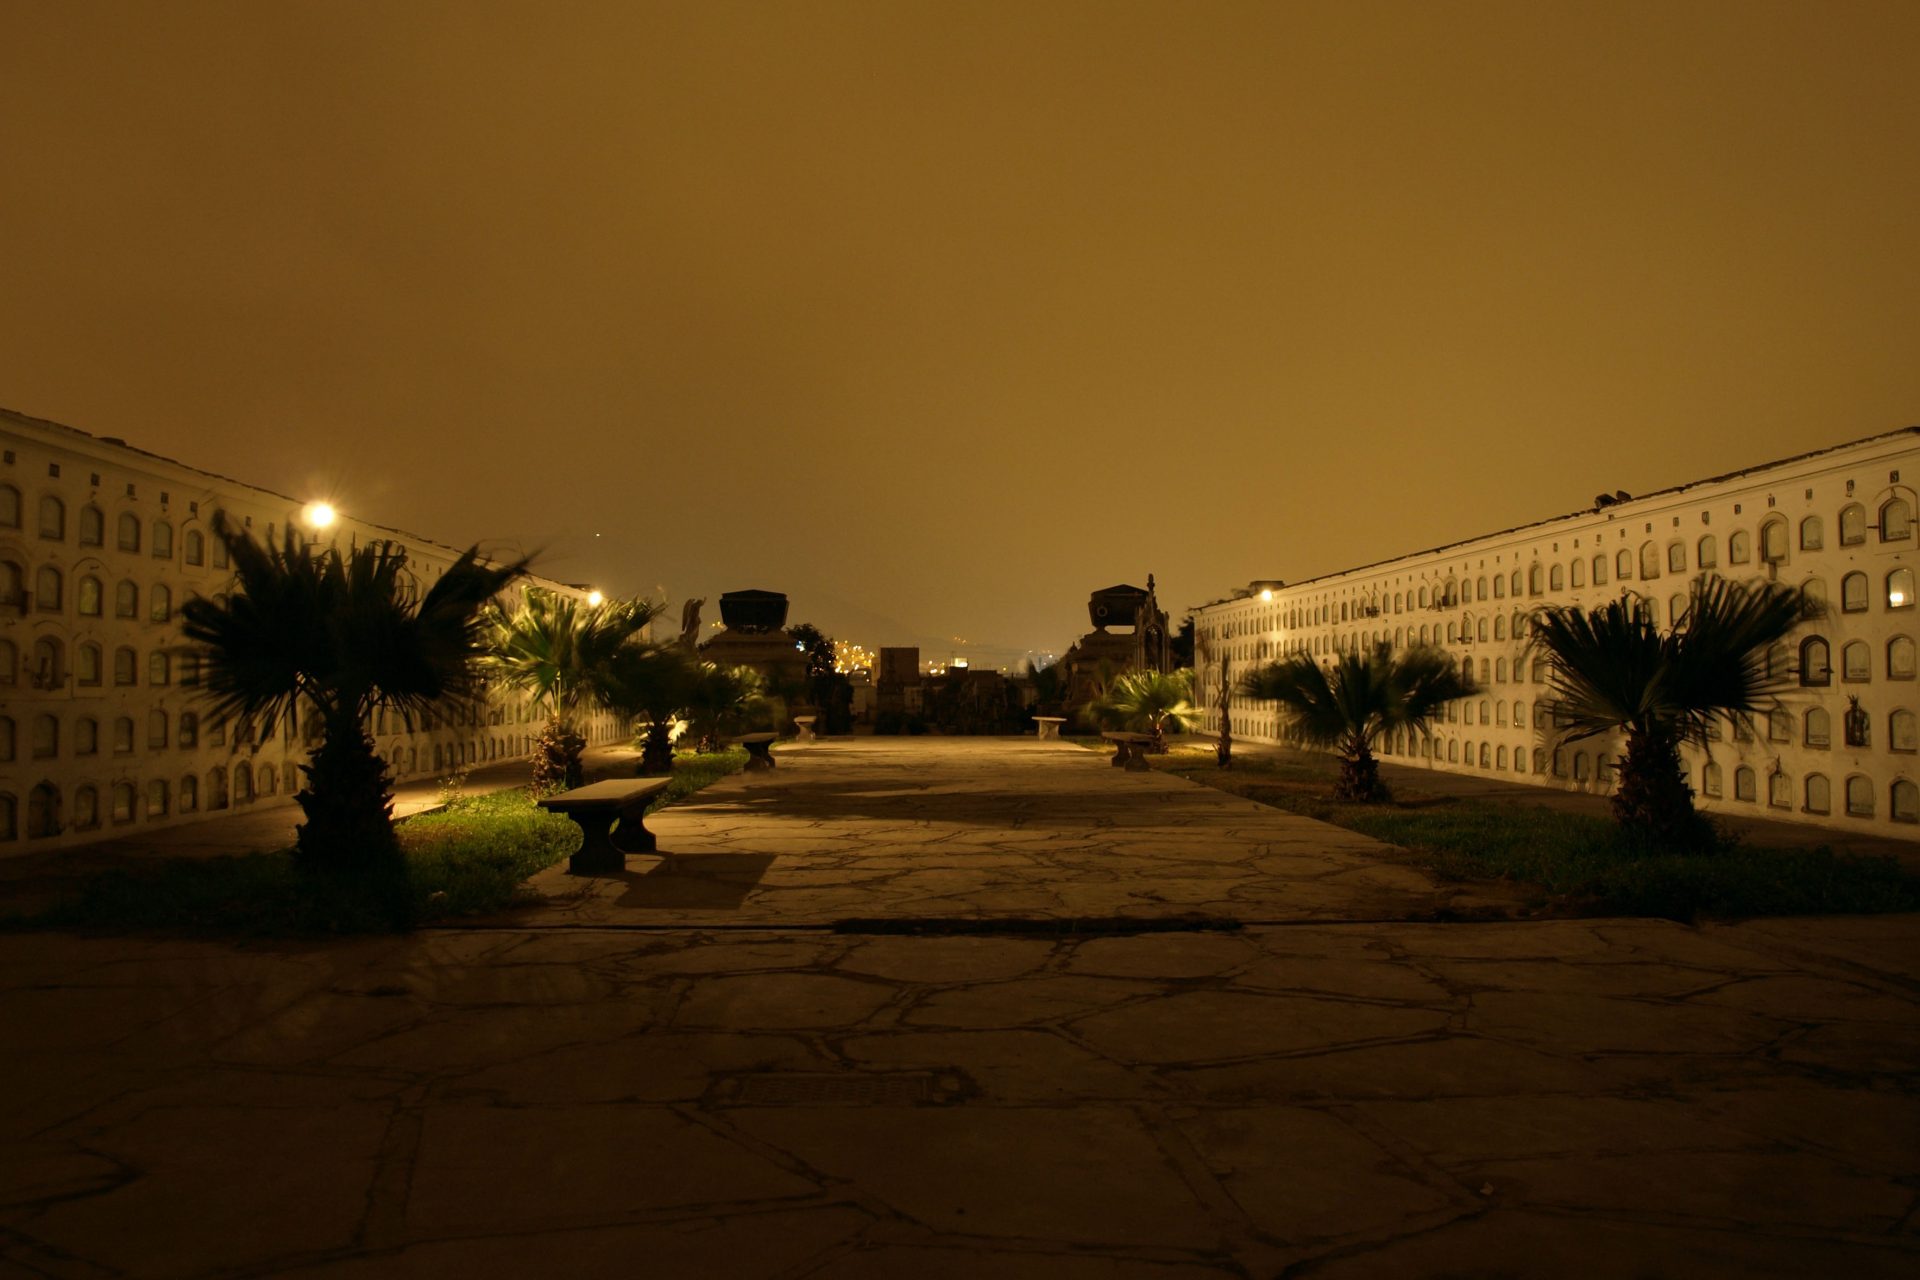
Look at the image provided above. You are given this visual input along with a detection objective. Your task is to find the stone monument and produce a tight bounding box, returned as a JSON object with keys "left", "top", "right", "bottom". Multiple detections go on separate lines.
{"left": 698, "top": 588, "right": 808, "bottom": 702}
{"left": 1058, "top": 574, "right": 1174, "bottom": 710}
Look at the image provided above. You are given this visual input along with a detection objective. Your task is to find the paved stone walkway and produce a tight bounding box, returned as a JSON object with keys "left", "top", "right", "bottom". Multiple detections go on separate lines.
{"left": 1, "top": 737, "right": 1916, "bottom": 1277}
{"left": 511, "top": 738, "right": 1514, "bottom": 927}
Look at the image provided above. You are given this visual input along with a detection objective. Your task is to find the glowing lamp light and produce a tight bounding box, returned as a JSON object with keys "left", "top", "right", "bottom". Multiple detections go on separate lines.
{"left": 1894, "top": 590, "right": 1908, "bottom": 607}
{"left": 1260, "top": 589, "right": 1273, "bottom": 602}
{"left": 302, "top": 501, "right": 336, "bottom": 529}
{"left": 586, "top": 590, "right": 604, "bottom": 607}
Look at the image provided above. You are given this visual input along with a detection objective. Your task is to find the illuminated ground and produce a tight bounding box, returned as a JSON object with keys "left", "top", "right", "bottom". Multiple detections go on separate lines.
{"left": 2, "top": 738, "right": 1915, "bottom": 1277}
{"left": 509, "top": 737, "right": 1517, "bottom": 927}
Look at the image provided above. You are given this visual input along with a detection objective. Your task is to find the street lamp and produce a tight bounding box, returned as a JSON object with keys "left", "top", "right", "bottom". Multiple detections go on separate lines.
{"left": 586, "top": 590, "right": 604, "bottom": 607}
{"left": 301, "top": 501, "right": 337, "bottom": 530}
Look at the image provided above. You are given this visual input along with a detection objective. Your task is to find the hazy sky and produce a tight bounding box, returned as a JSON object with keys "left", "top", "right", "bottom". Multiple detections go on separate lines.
{"left": 4, "top": 1, "right": 1917, "bottom": 666}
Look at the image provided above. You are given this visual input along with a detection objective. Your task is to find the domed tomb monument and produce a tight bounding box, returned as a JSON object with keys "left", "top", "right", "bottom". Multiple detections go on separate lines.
{"left": 1058, "top": 574, "right": 1173, "bottom": 709}
{"left": 699, "top": 588, "right": 808, "bottom": 704}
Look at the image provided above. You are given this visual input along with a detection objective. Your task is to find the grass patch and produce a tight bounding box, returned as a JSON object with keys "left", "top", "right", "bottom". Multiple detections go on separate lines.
{"left": 1144, "top": 744, "right": 1920, "bottom": 920}
{"left": 8, "top": 748, "right": 747, "bottom": 937}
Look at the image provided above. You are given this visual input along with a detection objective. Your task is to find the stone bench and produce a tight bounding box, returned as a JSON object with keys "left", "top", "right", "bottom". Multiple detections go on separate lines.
{"left": 537, "top": 777, "right": 675, "bottom": 875}
{"left": 1034, "top": 716, "right": 1067, "bottom": 740}
{"left": 734, "top": 732, "right": 779, "bottom": 771}
{"left": 1101, "top": 730, "right": 1154, "bottom": 772}
{"left": 792, "top": 716, "right": 818, "bottom": 742}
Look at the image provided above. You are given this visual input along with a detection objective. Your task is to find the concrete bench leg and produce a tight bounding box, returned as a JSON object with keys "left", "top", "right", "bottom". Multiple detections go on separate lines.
{"left": 565, "top": 812, "right": 625, "bottom": 875}
{"left": 744, "top": 743, "right": 776, "bottom": 771}
{"left": 612, "top": 810, "right": 656, "bottom": 854}
{"left": 1124, "top": 746, "right": 1151, "bottom": 772}
{"left": 1111, "top": 743, "right": 1129, "bottom": 767}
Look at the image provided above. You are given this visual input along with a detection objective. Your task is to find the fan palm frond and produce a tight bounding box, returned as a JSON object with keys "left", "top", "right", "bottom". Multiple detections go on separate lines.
{"left": 1239, "top": 644, "right": 1473, "bottom": 801}
{"left": 178, "top": 512, "right": 527, "bottom": 869}
{"left": 1527, "top": 573, "right": 1823, "bottom": 844}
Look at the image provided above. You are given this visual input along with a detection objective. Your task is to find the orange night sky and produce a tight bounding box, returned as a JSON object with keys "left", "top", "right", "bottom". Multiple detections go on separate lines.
{"left": 3, "top": 1, "right": 1916, "bottom": 664}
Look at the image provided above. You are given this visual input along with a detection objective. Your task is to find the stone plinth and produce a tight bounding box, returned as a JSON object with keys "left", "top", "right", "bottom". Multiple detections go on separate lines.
{"left": 699, "top": 628, "right": 807, "bottom": 690}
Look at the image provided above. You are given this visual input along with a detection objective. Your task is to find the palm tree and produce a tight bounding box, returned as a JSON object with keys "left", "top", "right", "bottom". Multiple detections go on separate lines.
{"left": 1528, "top": 573, "right": 1822, "bottom": 847}
{"left": 601, "top": 643, "right": 701, "bottom": 775}
{"left": 180, "top": 514, "right": 525, "bottom": 872}
{"left": 1197, "top": 633, "right": 1233, "bottom": 767}
{"left": 1096, "top": 668, "right": 1198, "bottom": 752}
{"left": 1239, "top": 645, "right": 1473, "bottom": 802}
{"left": 1073, "top": 657, "right": 1126, "bottom": 732}
{"left": 682, "top": 663, "right": 768, "bottom": 752}
{"left": 482, "top": 589, "right": 663, "bottom": 790}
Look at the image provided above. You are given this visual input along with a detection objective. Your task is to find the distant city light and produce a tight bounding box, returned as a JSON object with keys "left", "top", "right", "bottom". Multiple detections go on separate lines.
{"left": 301, "top": 501, "right": 336, "bottom": 529}
{"left": 833, "top": 640, "right": 874, "bottom": 674}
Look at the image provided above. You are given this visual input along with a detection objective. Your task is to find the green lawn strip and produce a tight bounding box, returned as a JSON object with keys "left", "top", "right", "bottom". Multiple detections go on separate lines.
{"left": 8, "top": 748, "right": 747, "bottom": 936}
{"left": 1135, "top": 743, "right": 1920, "bottom": 920}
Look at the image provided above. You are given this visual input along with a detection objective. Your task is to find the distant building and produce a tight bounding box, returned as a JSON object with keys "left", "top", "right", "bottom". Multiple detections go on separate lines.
{"left": 1190, "top": 428, "right": 1920, "bottom": 836}
{"left": 0, "top": 408, "right": 620, "bottom": 852}
{"left": 875, "top": 647, "right": 924, "bottom": 719}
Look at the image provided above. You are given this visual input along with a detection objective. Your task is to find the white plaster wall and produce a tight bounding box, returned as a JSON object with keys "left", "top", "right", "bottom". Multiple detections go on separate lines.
{"left": 0, "top": 410, "right": 625, "bottom": 853}
{"left": 1191, "top": 429, "right": 1920, "bottom": 839}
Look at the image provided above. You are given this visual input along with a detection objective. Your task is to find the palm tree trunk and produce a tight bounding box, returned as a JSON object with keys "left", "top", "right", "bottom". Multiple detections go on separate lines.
{"left": 638, "top": 720, "right": 674, "bottom": 776}
{"left": 533, "top": 715, "right": 586, "bottom": 792}
{"left": 1215, "top": 655, "right": 1232, "bottom": 767}
{"left": 1335, "top": 738, "right": 1388, "bottom": 803}
{"left": 1612, "top": 723, "right": 1710, "bottom": 848}
{"left": 294, "top": 717, "right": 400, "bottom": 871}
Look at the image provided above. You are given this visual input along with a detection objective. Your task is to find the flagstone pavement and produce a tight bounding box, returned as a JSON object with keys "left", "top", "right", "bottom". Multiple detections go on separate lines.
{"left": 507, "top": 737, "right": 1523, "bottom": 928}
{"left": 1, "top": 737, "right": 1916, "bottom": 1278}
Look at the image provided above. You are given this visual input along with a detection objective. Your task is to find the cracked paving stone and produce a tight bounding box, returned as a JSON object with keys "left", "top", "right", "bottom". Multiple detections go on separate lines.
{"left": 1064, "top": 934, "right": 1256, "bottom": 979}
{"left": 1684, "top": 973, "right": 1919, "bottom": 1021}
{"left": 405, "top": 1105, "right": 820, "bottom": 1232}
{"left": 1229, "top": 955, "right": 1452, "bottom": 1002}
{"left": 1166, "top": 1035, "right": 1608, "bottom": 1101}
{"left": 3, "top": 739, "right": 1913, "bottom": 1277}
{"left": 1288, "top": 1207, "right": 1920, "bottom": 1280}
{"left": 10, "top": 1104, "right": 389, "bottom": 1280}
{"left": 0, "top": 1143, "right": 122, "bottom": 1207}
{"left": 803, "top": 1246, "right": 1242, "bottom": 1279}
{"left": 1474, "top": 1148, "right": 1914, "bottom": 1233}
{"left": 837, "top": 1029, "right": 1156, "bottom": 1101}
{"left": 673, "top": 972, "right": 899, "bottom": 1029}
{"left": 1071, "top": 990, "right": 1448, "bottom": 1063}
{"left": 1173, "top": 1106, "right": 1458, "bottom": 1242}
{"left": 283, "top": 1207, "right": 873, "bottom": 1280}
{"left": 633, "top": 939, "right": 844, "bottom": 974}
{"left": 834, "top": 936, "right": 1056, "bottom": 984}
{"left": 331, "top": 997, "right": 670, "bottom": 1071}
{"left": 451, "top": 1032, "right": 835, "bottom": 1104}
{"left": 1464, "top": 990, "right": 1791, "bottom": 1055}
{"left": 1773, "top": 1018, "right": 1920, "bottom": 1075}
{"left": 906, "top": 975, "right": 1161, "bottom": 1029}
{"left": 1354, "top": 1095, "right": 1759, "bottom": 1165}
{"left": 1419, "top": 958, "right": 1725, "bottom": 997}
{"left": 1700, "top": 1086, "right": 1920, "bottom": 1174}
{"left": 727, "top": 1106, "right": 1224, "bottom": 1249}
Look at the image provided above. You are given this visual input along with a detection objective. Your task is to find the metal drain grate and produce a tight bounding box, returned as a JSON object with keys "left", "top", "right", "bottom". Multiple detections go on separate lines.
{"left": 712, "top": 1071, "right": 957, "bottom": 1106}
